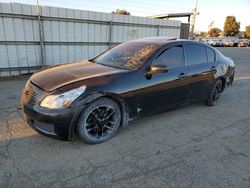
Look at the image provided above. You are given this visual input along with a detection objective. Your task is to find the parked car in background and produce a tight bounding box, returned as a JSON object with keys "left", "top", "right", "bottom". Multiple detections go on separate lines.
{"left": 211, "top": 40, "right": 225, "bottom": 47}
{"left": 21, "top": 37, "right": 235, "bottom": 144}
{"left": 238, "top": 39, "right": 249, "bottom": 47}
{"left": 206, "top": 39, "right": 214, "bottom": 46}
{"left": 200, "top": 39, "right": 209, "bottom": 44}
{"left": 224, "top": 39, "right": 238, "bottom": 47}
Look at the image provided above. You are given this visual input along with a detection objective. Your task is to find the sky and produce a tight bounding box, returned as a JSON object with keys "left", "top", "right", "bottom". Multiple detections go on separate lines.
{"left": 0, "top": 0, "right": 249, "bottom": 32}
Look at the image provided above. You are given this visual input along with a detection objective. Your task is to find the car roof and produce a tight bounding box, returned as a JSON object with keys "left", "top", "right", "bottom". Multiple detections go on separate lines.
{"left": 132, "top": 37, "right": 178, "bottom": 45}
{"left": 129, "top": 37, "right": 204, "bottom": 47}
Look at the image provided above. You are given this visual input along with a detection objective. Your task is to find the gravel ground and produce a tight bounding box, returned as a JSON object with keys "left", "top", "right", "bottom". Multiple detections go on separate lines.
{"left": 0, "top": 47, "right": 250, "bottom": 188}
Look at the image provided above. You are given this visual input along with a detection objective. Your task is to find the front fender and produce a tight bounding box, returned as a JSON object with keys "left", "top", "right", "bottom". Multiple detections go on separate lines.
{"left": 78, "top": 92, "right": 131, "bottom": 126}
{"left": 69, "top": 92, "right": 130, "bottom": 139}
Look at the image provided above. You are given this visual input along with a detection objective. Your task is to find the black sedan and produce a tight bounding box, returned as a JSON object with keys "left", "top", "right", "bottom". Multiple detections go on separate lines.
{"left": 21, "top": 37, "right": 235, "bottom": 144}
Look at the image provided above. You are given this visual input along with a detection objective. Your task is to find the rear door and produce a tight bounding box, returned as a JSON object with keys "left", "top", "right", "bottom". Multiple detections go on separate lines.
{"left": 184, "top": 43, "right": 217, "bottom": 101}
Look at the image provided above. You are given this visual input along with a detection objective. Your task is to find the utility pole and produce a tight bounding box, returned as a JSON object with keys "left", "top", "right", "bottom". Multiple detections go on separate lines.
{"left": 36, "top": 0, "right": 45, "bottom": 67}
{"left": 190, "top": 0, "right": 199, "bottom": 39}
{"left": 36, "top": 0, "right": 40, "bottom": 14}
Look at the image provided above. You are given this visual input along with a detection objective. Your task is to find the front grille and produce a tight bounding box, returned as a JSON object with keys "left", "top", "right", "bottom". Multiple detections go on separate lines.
{"left": 22, "top": 81, "right": 44, "bottom": 105}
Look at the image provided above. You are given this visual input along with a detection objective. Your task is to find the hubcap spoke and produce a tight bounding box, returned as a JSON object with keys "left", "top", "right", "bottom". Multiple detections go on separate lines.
{"left": 104, "top": 109, "right": 115, "bottom": 120}
{"left": 86, "top": 126, "right": 97, "bottom": 132}
{"left": 95, "top": 107, "right": 103, "bottom": 119}
{"left": 98, "top": 129, "right": 104, "bottom": 139}
{"left": 107, "top": 120, "right": 116, "bottom": 124}
{"left": 104, "top": 124, "right": 113, "bottom": 131}
{"left": 90, "top": 111, "right": 99, "bottom": 121}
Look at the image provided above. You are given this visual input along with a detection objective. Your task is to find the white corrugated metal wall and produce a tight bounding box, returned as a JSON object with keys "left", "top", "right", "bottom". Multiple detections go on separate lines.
{"left": 0, "top": 3, "right": 181, "bottom": 77}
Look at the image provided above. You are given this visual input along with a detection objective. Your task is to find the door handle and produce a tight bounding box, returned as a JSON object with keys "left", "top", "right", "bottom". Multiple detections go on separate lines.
{"left": 210, "top": 66, "right": 217, "bottom": 73}
{"left": 178, "top": 72, "right": 187, "bottom": 79}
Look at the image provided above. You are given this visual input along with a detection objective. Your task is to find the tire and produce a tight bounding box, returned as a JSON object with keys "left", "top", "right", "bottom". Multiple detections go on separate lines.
{"left": 228, "top": 73, "right": 234, "bottom": 86}
{"left": 206, "top": 79, "right": 223, "bottom": 106}
{"left": 76, "top": 97, "right": 121, "bottom": 144}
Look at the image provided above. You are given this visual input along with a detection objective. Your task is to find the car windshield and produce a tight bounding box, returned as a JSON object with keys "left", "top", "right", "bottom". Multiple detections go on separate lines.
{"left": 92, "top": 42, "right": 159, "bottom": 70}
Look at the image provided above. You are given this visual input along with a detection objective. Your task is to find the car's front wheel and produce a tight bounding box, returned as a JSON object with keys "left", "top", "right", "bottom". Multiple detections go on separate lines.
{"left": 76, "top": 97, "right": 121, "bottom": 144}
{"left": 206, "top": 79, "right": 223, "bottom": 106}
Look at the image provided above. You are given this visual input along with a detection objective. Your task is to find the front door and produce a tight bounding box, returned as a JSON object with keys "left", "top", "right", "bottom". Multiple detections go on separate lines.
{"left": 136, "top": 45, "right": 190, "bottom": 115}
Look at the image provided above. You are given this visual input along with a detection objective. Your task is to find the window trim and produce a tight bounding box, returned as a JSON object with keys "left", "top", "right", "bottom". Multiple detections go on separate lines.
{"left": 205, "top": 47, "right": 216, "bottom": 62}
{"left": 184, "top": 43, "right": 208, "bottom": 66}
{"left": 151, "top": 44, "right": 185, "bottom": 70}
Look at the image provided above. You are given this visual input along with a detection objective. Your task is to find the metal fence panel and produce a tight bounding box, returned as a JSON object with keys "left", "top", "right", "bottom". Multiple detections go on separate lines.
{"left": 180, "top": 23, "right": 190, "bottom": 39}
{"left": 0, "top": 3, "right": 181, "bottom": 77}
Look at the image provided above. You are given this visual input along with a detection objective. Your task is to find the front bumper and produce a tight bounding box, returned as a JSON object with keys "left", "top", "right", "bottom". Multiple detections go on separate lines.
{"left": 22, "top": 102, "right": 81, "bottom": 140}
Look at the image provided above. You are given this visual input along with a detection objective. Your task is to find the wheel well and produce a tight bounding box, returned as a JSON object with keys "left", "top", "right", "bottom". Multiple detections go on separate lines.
{"left": 73, "top": 95, "right": 128, "bottom": 134}
{"left": 103, "top": 95, "right": 128, "bottom": 127}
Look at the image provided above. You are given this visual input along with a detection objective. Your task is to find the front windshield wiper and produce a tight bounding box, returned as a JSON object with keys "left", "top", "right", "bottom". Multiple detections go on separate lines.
{"left": 97, "top": 62, "right": 128, "bottom": 70}
{"left": 89, "top": 59, "right": 96, "bottom": 63}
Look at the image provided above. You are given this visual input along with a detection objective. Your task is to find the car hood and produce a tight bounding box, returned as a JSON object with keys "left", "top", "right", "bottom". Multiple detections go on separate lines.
{"left": 30, "top": 60, "right": 127, "bottom": 91}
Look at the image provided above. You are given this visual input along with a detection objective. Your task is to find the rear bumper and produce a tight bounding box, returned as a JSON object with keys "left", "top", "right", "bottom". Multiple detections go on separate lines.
{"left": 22, "top": 102, "right": 82, "bottom": 140}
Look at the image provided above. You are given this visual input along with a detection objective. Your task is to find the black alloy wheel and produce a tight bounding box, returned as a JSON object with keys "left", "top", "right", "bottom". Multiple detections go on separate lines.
{"left": 206, "top": 79, "right": 223, "bottom": 106}
{"left": 77, "top": 98, "right": 121, "bottom": 144}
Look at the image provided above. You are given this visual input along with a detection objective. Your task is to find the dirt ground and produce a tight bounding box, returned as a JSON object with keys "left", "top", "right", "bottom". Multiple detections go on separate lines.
{"left": 0, "top": 47, "right": 250, "bottom": 188}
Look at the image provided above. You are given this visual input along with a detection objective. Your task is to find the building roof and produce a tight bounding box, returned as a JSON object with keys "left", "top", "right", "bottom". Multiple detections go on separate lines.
{"left": 148, "top": 12, "right": 193, "bottom": 19}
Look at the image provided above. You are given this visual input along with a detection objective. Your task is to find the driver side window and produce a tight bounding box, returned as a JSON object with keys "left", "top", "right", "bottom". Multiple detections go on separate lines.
{"left": 153, "top": 46, "right": 184, "bottom": 69}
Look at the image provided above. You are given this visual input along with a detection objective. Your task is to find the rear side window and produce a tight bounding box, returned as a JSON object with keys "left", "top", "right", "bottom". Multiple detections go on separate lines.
{"left": 206, "top": 47, "right": 215, "bottom": 62}
{"left": 153, "top": 46, "right": 184, "bottom": 69}
{"left": 185, "top": 44, "right": 207, "bottom": 65}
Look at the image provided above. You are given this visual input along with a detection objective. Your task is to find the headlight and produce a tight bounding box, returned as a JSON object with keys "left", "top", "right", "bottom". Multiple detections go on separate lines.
{"left": 40, "top": 86, "right": 86, "bottom": 109}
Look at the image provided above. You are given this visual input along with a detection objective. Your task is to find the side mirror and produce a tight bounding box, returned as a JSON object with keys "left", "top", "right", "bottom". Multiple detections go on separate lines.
{"left": 146, "top": 65, "right": 168, "bottom": 77}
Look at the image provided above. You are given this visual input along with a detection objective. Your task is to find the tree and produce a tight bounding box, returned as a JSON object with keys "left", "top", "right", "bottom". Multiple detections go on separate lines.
{"left": 245, "top": 26, "right": 250, "bottom": 39}
{"left": 207, "top": 28, "right": 222, "bottom": 37}
{"left": 198, "top": 31, "right": 207, "bottom": 37}
{"left": 223, "top": 16, "right": 240, "bottom": 36}
{"left": 112, "top": 9, "right": 130, "bottom": 15}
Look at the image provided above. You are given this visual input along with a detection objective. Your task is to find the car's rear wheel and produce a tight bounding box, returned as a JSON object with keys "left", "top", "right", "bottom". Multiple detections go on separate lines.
{"left": 228, "top": 73, "right": 234, "bottom": 85}
{"left": 206, "top": 79, "right": 223, "bottom": 106}
{"left": 77, "top": 98, "right": 121, "bottom": 144}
